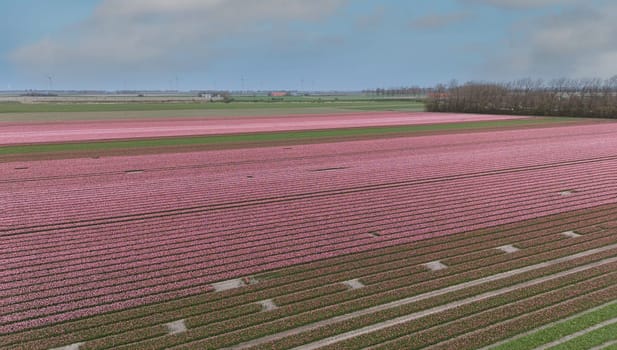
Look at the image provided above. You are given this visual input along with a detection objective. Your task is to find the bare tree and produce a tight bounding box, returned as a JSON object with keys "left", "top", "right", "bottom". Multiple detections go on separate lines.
{"left": 427, "top": 78, "right": 617, "bottom": 118}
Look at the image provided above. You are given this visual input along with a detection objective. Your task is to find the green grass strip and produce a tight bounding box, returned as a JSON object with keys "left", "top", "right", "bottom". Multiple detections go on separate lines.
{"left": 600, "top": 340, "right": 617, "bottom": 350}
{"left": 551, "top": 321, "right": 617, "bottom": 350}
{"left": 0, "top": 117, "right": 572, "bottom": 155}
{"left": 492, "top": 300, "right": 617, "bottom": 350}
{"left": 0, "top": 101, "right": 425, "bottom": 114}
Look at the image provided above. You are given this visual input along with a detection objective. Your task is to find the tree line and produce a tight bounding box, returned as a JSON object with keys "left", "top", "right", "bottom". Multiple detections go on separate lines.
{"left": 426, "top": 77, "right": 617, "bottom": 118}
{"left": 363, "top": 86, "right": 429, "bottom": 96}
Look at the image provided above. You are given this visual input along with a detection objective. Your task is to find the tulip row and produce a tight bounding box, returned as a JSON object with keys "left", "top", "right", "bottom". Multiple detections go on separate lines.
{"left": 1, "top": 200, "right": 616, "bottom": 342}
{"left": 150, "top": 235, "right": 617, "bottom": 350}
{"left": 115, "top": 234, "right": 617, "bottom": 350}
{"left": 1, "top": 119, "right": 613, "bottom": 183}
{"left": 0, "top": 117, "right": 585, "bottom": 178}
{"left": 257, "top": 262, "right": 617, "bottom": 350}
{"left": 4, "top": 192, "right": 616, "bottom": 330}
{"left": 1, "top": 204, "right": 614, "bottom": 348}
{"left": 4, "top": 173, "right": 610, "bottom": 291}
{"left": 4, "top": 112, "right": 525, "bottom": 145}
{"left": 6, "top": 151, "right": 611, "bottom": 232}
{"left": 425, "top": 284, "right": 617, "bottom": 350}
{"left": 3, "top": 161, "right": 610, "bottom": 274}
{"left": 5, "top": 121, "right": 617, "bottom": 229}
{"left": 6, "top": 166, "right": 616, "bottom": 273}
{"left": 11, "top": 222, "right": 616, "bottom": 349}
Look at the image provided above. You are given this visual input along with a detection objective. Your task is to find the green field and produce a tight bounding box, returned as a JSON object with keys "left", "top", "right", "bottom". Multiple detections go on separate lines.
{"left": 0, "top": 98, "right": 426, "bottom": 123}
{"left": 0, "top": 99, "right": 425, "bottom": 114}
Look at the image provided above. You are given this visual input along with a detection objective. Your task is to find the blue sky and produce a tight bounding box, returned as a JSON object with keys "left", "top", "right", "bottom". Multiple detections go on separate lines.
{"left": 1, "top": 0, "right": 614, "bottom": 91}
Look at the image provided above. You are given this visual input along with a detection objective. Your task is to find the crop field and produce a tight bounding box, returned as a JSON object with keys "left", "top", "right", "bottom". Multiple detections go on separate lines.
{"left": 0, "top": 99, "right": 425, "bottom": 116}
{"left": 0, "top": 112, "right": 528, "bottom": 145}
{"left": 2, "top": 107, "right": 617, "bottom": 349}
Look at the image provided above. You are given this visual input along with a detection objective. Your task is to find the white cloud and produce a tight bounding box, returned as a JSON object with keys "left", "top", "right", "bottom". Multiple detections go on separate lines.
{"left": 9, "top": 0, "right": 346, "bottom": 77}
{"left": 462, "top": 0, "right": 582, "bottom": 9}
{"left": 488, "top": 4, "right": 617, "bottom": 79}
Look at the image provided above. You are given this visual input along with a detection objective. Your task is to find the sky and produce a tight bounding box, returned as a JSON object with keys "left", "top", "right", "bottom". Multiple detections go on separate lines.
{"left": 0, "top": 0, "right": 615, "bottom": 91}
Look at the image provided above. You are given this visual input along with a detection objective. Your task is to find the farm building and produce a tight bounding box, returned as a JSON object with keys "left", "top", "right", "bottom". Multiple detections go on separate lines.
{"left": 269, "top": 91, "right": 288, "bottom": 97}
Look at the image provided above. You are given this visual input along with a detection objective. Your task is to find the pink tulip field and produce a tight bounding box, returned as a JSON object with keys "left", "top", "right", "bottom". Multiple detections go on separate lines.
{"left": 2, "top": 112, "right": 617, "bottom": 349}
{"left": 0, "top": 111, "right": 526, "bottom": 145}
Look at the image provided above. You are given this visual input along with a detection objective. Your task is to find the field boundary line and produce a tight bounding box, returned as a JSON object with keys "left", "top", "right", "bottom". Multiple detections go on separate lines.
{"left": 479, "top": 300, "right": 617, "bottom": 350}
{"left": 590, "top": 339, "right": 617, "bottom": 350}
{"left": 197, "top": 244, "right": 617, "bottom": 349}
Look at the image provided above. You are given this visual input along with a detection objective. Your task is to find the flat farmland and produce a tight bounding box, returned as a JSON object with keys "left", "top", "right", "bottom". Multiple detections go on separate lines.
{"left": 0, "top": 112, "right": 527, "bottom": 145}
{"left": 2, "top": 110, "right": 617, "bottom": 349}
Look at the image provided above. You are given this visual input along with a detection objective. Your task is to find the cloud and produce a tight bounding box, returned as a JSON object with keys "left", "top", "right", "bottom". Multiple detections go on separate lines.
{"left": 409, "top": 12, "right": 470, "bottom": 30}
{"left": 486, "top": 4, "right": 617, "bottom": 79}
{"left": 461, "top": 0, "right": 582, "bottom": 9}
{"left": 9, "top": 0, "right": 346, "bottom": 78}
